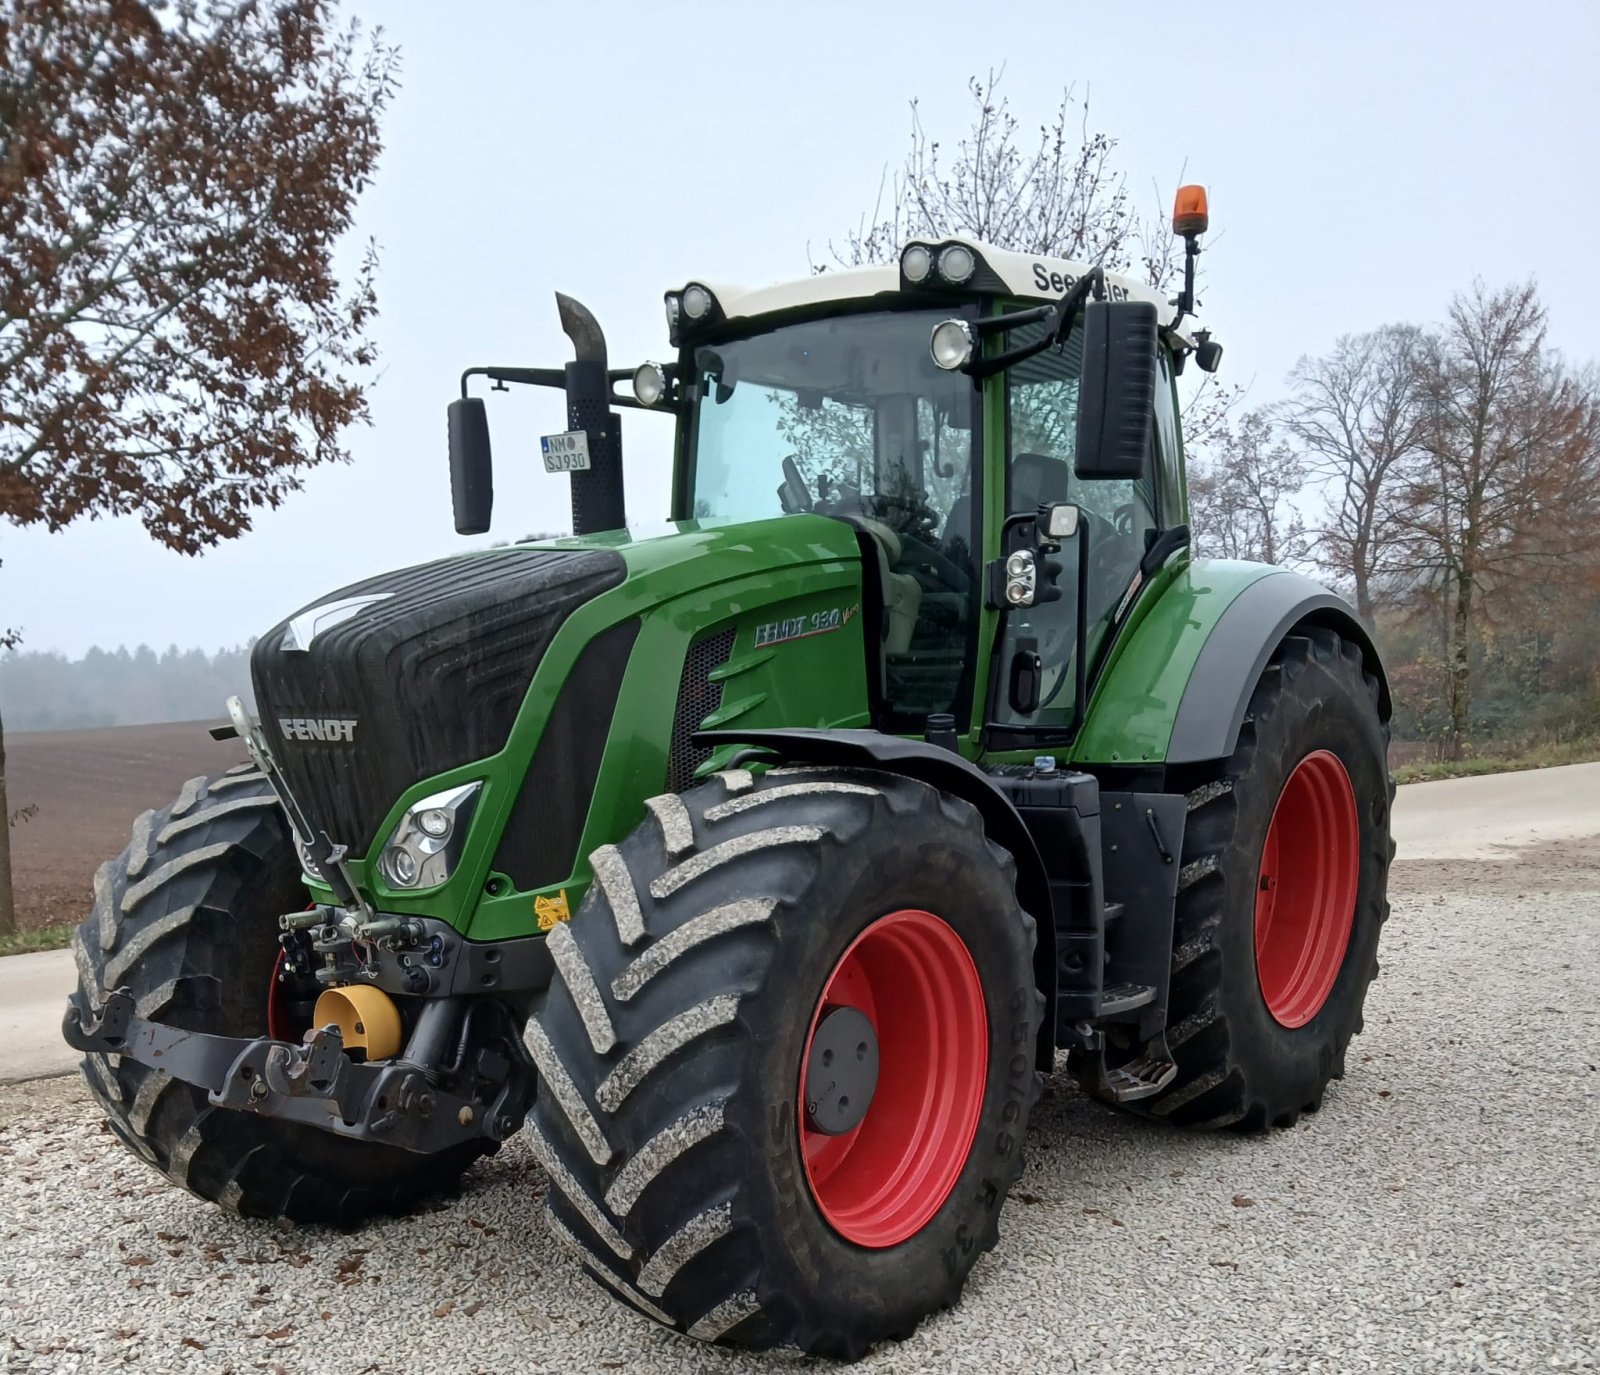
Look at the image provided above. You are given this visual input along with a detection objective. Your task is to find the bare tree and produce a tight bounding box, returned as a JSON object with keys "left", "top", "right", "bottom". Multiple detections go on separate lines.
{"left": 0, "top": 0, "right": 396, "bottom": 934}
{"left": 822, "top": 71, "right": 1182, "bottom": 289}
{"left": 1188, "top": 409, "right": 1306, "bottom": 564}
{"left": 1281, "top": 325, "right": 1426, "bottom": 623}
{"left": 1395, "top": 281, "right": 1600, "bottom": 756}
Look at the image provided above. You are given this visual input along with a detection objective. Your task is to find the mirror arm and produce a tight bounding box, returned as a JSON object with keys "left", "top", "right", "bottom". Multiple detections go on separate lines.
{"left": 458, "top": 365, "right": 566, "bottom": 398}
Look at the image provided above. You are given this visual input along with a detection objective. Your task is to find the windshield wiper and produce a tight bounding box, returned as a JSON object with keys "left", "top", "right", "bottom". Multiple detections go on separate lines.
{"left": 961, "top": 263, "right": 1109, "bottom": 381}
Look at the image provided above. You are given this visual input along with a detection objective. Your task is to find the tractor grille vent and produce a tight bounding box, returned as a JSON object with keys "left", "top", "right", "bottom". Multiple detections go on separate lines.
{"left": 666, "top": 626, "right": 737, "bottom": 794}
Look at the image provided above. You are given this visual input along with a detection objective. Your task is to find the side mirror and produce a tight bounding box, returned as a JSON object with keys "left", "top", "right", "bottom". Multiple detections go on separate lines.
{"left": 1074, "top": 299, "right": 1158, "bottom": 482}
{"left": 447, "top": 397, "right": 493, "bottom": 535}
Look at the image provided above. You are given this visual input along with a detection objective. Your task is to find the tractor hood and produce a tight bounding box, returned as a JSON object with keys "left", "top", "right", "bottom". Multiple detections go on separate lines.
{"left": 249, "top": 515, "right": 861, "bottom": 863}
{"left": 250, "top": 548, "right": 626, "bottom": 857}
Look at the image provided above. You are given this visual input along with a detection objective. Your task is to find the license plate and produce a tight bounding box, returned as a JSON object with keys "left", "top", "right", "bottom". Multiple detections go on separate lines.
{"left": 540, "top": 431, "right": 591, "bottom": 473}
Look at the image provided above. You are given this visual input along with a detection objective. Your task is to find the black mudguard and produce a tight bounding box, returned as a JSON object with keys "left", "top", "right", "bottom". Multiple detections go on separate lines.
{"left": 695, "top": 728, "right": 1058, "bottom": 1063}
{"left": 1167, "top": 572, "right": 1390, "bottom": 766}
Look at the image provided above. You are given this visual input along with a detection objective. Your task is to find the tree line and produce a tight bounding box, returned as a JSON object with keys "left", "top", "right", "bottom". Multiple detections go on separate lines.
{"left": 1190, "top": 282, "right": 1600, "bottom": 758}
{"left": 0, "top": 643, "right": 255, "bottom": 732}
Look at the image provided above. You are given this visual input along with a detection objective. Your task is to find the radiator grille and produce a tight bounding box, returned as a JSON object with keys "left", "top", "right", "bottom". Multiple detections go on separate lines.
{"left": 666, "top": 627, "right": 737, "bottom": 794}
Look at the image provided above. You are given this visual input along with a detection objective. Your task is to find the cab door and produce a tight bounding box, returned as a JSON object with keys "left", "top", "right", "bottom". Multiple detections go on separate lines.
{"left": 984, "top": 322, "right": 1175, "bottom": 745}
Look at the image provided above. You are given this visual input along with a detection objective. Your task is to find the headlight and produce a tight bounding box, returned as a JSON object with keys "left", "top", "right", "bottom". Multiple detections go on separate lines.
{"left": 682, "top": 283, "right": 715, "bottom": 321}
{"left": 377, "top": 782, "right": 481, "bottom": 890}
{"left": 633, "top": 361, "right": 667, "bottom": 406}
{"left": 929, "top": 318, "right": 975, "bottom": 371}
{"left": 1005, "top": 550, "right": 1037, "bottom": 606}
{"left": 664, "top": 293, "right": 682, "bottom": 328}
{"left": 937, "top": 244, "right": 976, "bottom": 284}
{"left": 901, "top": 243, "right": 933, "bottom": 284}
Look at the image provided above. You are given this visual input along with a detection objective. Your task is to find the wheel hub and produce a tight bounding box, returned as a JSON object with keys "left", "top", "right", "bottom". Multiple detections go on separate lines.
{"left": 804, "top": 1005, "right": 879, "bottom": 1135}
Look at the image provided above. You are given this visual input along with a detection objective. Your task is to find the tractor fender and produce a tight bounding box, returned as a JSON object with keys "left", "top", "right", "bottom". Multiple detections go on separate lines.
{"left": 694, "top": 727, "right": 1058, "bottom": 1044}
{"left": 1167, "top": 571, "right": 1391, "bottom": 765}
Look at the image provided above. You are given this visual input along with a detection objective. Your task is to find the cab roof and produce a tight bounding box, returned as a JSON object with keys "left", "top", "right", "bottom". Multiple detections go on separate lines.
{"left": 673, "top": 236, "right": 1178, "bottom": 333}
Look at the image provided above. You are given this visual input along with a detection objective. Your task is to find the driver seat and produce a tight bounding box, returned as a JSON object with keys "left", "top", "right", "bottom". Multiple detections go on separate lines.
{"left": 856, "top": 517, "right": 922, "bottom": 655}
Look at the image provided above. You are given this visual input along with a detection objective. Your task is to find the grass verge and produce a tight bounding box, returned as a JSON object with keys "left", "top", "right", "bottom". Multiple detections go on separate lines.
{"left": 1393, "top": 737, "right": 1600, "bottom": 785}
{"left": 0, "top": 922, "right": 77, "bottom": 958}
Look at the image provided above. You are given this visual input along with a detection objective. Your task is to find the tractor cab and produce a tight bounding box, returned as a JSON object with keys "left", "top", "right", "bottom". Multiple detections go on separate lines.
{"left": 447, "top": 212, "right": 1221, "bottom": 753}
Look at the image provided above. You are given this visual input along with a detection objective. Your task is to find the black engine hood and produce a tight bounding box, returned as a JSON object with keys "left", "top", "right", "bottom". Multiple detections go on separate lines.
{"left": 250, "top": 547, "right": 625, "bottom": 856}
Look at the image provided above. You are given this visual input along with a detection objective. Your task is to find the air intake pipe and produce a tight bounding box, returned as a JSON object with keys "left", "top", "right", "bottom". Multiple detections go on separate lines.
{"left": 557, "top": 293, "right": 626, "bottom": 536}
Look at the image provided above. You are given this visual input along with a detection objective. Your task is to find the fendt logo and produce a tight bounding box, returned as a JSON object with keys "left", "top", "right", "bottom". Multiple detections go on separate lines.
{"left": 278, "top": 716, "right": 358, "bottom": 743}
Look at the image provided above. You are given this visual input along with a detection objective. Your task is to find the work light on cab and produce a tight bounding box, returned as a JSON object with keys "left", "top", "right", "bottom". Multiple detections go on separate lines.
{"left": 901, "top": 243, "right": 933, "bottom": 284}
{"left": 682, "top": 283, "right": 715, "bottom": 321}
{"left": 930, "top": 317, "right": 975, "bottom": 370}
{"left": 632, "top": 361, "right": 667, "bottom": 407}
{"left": 937, "top": 243, "right": 976, "bottom": 284}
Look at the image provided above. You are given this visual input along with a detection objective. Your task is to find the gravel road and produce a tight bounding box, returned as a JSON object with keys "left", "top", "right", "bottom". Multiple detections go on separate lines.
{"left": 2, "top": 775, "right": 1596, "bottom": 1373}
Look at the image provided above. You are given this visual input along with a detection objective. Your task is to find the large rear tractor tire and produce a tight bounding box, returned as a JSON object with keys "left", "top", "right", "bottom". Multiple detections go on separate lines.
{"left": 1082, "top": 628, "right": 1393, "bottom": 1130}
{"left": 526, "top": 766, "right": 1042, "bottom": 1358}
{"left": 70, "top": 766, "right": 490, "bottom": 1224}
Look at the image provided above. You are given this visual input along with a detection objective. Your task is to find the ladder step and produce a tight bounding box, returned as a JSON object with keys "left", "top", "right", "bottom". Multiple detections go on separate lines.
{"left": 1099, "top": 982, "right": 1155, "bottom": 1016}
{"left": 1104, "top": 901, "right": 1126, "bottom": 924}
{"left": 1102, "top": 1052, "right": 1179, "bottom": 1103}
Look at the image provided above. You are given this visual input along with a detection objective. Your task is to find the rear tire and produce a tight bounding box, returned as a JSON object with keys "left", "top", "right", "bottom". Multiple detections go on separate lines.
{"left": 1081, "top": 629, "right": 1393, "bottom": 1130}
{"left": 70, "top": 766, "right": 490, "bottom": 1224}
{"left": 526, "top": 766, "right": 1042, "bottom": 1358}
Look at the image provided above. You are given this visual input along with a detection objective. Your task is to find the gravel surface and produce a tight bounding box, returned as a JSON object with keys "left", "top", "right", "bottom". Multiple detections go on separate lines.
{"left": 3, "top": 838, "right": 1596, "bottom": 1373}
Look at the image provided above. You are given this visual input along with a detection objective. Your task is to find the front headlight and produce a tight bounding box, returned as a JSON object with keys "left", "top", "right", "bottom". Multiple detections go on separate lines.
{"left": 377, "top": 782, "right": 481, "bottom": 890}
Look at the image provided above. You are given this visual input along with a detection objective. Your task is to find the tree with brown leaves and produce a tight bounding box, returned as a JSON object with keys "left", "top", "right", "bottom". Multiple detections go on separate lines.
{"left": 0, "top": 0, "right": 396, "bottom": 934}
{"left": 0, "top": 0, "right": 396, "bottom": 553}
{"left": 1396, "top": 281, "right": 1600, "bottom": 756}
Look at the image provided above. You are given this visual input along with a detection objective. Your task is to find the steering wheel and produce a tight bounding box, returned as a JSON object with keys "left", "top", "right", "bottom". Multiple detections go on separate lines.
{"left": 893, "top": 529, "right": 973, "bottom": 596}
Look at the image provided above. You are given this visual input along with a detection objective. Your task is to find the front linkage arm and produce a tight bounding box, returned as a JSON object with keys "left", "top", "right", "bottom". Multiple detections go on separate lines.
{"left": 63, "top": 988, "right": 533, "bottom": 1155}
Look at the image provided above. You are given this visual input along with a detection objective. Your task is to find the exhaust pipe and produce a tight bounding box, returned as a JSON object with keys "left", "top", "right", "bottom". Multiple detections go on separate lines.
{"left": 557, "top": 293, "right": 626, "bottom": 536}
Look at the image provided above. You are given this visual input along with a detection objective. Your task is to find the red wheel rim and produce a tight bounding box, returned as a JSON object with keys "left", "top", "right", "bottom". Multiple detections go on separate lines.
{"left": 1255, "top": 750, "right": 1360, "bottom": 1028}
{"left": 266, "top": 947, "right": 295, "bottom": 1041}
{"left": 798, "top": 909, "right": 987, "bottom": 1248}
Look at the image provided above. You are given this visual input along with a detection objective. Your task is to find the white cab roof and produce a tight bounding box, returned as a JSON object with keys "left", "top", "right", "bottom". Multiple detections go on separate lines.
{"left": 676, "top": 236, "right": 1177, "bottom": 330}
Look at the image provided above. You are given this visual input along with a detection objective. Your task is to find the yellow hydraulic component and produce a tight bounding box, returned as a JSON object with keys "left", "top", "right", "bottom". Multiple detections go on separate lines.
{"left": 313, "top": 985, "right": 403, "bottom": 1062}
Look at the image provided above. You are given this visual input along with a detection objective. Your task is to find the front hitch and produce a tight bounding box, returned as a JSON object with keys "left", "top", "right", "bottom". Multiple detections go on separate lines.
{"left": 63, "top": 988, "right": 533, "bottom": 1154}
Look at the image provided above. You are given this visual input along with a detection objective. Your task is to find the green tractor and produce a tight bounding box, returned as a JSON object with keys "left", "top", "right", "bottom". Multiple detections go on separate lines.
{"left": 66, "top": 186, "right": 1392, "bottom": 1358}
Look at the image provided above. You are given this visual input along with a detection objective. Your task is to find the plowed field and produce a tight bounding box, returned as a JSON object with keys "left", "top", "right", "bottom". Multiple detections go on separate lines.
{"left": 4, "top": 721, "right": 247, "bottom": 931}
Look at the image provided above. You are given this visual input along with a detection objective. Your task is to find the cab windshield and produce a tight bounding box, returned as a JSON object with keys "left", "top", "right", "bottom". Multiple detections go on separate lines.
{"left": 684, "top": 308, "right": 981, "bottom": 726}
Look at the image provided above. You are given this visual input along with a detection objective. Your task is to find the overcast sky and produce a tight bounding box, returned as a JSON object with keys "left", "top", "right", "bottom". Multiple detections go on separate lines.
{"left": 5, "top": 0, "right": 1598, "bottom": 657}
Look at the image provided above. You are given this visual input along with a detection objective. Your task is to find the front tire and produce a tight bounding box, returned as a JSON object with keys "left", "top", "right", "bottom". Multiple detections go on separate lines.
{"left": 70, "top": 766, "right": 490, "bottom": 1224}
{"left": 526, "top": 767, "right": 1042, "bottom": 1358}
{"left": 1100, "top": 628, "right": 1393, "bottom": 1129}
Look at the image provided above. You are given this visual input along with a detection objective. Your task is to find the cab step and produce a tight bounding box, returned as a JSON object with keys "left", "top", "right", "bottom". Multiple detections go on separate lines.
{"left": 1096, "top": 1033, "right": 1179, "bottom": 1103}
{"left": 1098, "top": 982, "right": 1155, "bottom": 1016}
